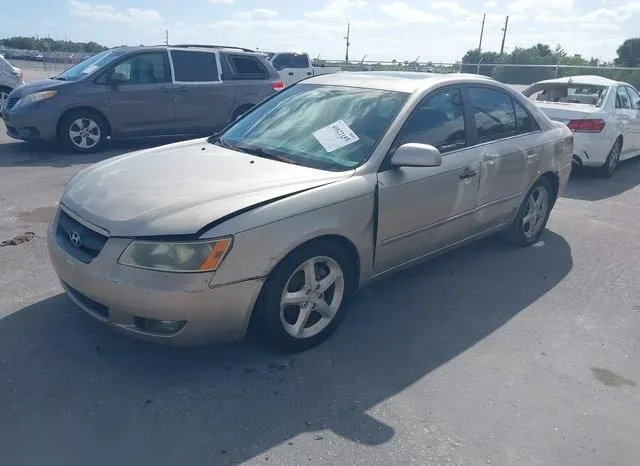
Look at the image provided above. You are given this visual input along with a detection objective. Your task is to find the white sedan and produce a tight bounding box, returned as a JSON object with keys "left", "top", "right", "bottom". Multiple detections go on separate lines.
{"left": 522, "top": 76, "right": 640, "bottom": 177}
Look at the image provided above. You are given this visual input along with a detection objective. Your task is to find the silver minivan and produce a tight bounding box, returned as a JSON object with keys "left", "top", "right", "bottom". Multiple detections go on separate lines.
{"left": 2, "top": 45, "right": 283, "bottom": 153}
{"left": 0, "top": 54, "right": 24, "bottom": 109}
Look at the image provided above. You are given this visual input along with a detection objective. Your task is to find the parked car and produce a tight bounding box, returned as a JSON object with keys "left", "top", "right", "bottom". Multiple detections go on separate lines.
{"left": 265, "top": 51, "right": 342, "bottom": 87}
{"left": 48, "top": 71, "right": 573, "bottom": 351}
{"left": 2, "top": 45, "right": 284, "bottom": 153}
{"left": 522, "top": 75, "right": 640, "bottom": 177}
{"left": 0, "top": 54, "right": 24, "bottom": 112}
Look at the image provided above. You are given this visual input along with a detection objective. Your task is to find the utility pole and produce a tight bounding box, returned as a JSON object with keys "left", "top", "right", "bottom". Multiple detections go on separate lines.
{"left": 344, "top": 22, "right": 351, "bottom": 64}
{"left": 165, "top": 29, "right": 169, "bottom": 46}
{"left": 478, "top": 14, "right": 486, "bottom": 53}
{"left": 500, "top": 16, "right": 509, "bottom": 55}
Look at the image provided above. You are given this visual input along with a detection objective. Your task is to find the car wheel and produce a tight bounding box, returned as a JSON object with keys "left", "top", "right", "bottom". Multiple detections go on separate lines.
{"left": 596, "top": 138, "right": 622, "bottom": 178}
{"left": 502, "top": 177, "right": 553, "bottom": 247}
{"left": 0, "top": 86, "right": 12, "bottom": 109}
{"left": 59, "top": 110, "right": 108, "bottom": 154}
{"left": 255, "top": 240, "right": 355, "bottom": 352}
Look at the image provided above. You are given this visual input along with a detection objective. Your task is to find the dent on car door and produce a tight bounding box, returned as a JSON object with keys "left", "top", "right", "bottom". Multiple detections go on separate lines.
{"left": 466, "top": 86, "right": 540, "bottom": 231}
{"left": 375, "top": 87, "right": 481, "bottom": 274}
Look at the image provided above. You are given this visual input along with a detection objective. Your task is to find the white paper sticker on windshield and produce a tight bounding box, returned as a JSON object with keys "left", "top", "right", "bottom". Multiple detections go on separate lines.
{"left": 313, "top": 120, "right": 360, "bottom": 153}
{"left": 81, "top": 65, "right": 99, "bottom": 74}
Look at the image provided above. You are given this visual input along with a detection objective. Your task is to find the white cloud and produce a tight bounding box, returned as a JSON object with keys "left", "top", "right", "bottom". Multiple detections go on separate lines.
{"left": 430, "top": 1, "right": 473, "bottom": 17}
{"left": 379, "top": 2, "right": 444, "bottom": 23}
{"left": 67, "top": 0, "right": 163, "bottom": 23}
{"left": 483, "top": 0, "right": 498, "bottom": 8}
{"left": 305, "top": 0, "right": 367, "bottom": 19}
{"left": 234, "top": 9, "right": 279, "bottom": 21}
{"left": 210, "top": 0, "right": 236, "bottom": 3}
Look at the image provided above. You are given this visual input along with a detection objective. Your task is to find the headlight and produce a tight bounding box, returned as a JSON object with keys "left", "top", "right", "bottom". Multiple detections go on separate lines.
{"left": 118, "top": 237, "right": 233, "bottom": 273}
{"left": 14, "top": 90, "right": 57, "bottom": 108}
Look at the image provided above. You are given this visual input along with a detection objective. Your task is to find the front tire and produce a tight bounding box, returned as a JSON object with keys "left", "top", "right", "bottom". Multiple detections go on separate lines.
{"left": 502, "top": 177, "right": 553, "bottom": 247}
{"left": 255, "top": 240, "right": 355, "bottom": 352}
{"left": 59, "top": 110, "right": 108, "bottom": 154}
{"left": 595, "top": 138, "right": 622, "bottom": 178}
{"left": 0, "top": 86, "right": 12, "bottom": 110}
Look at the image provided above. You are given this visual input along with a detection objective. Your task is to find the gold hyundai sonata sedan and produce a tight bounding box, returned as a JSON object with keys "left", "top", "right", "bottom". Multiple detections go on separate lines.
{"left": 47, "top": 71, "right": 573, "bottom": 352}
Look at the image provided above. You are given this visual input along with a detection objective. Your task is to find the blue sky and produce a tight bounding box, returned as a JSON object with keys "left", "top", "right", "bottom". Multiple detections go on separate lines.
{"left": 4, "top": 0, "right": 640, "bottom": 61}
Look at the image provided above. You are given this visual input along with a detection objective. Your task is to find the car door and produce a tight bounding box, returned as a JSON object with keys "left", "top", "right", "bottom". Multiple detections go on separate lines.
{"left": 466, "top": 86, "right": 543, "bottom": 231}
{"left": 623, "top": 85, "right": 640, "bottom": 154}
{"left": 104, "top": 51, "right": 176, "bottom": 136}
{"left": 169, "top": 49, "right": 235, "bottom": 132}
{"left": 614, "top": 86, "right": 636, "bottom": 156}
{"left": 224, "top": 54, "right": 275, "bottom": 116}
{"left": 272, "top": 53, "right": 311, "bottom": 86}
{"left": 375, "top": 87, "right": 481, "bottom": 274}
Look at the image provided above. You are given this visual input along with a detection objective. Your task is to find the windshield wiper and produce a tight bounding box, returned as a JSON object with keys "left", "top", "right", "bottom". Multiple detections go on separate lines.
{"left": 208, "top": 134, "right": 232, "bottom": 148}
{"left": 231, "top": 144, "right": 299, "bottom": 165}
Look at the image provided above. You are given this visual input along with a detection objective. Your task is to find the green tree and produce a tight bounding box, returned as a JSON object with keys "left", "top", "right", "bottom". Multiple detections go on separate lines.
{"left": 615, "top": 38, "right": 640, "bottom": 67}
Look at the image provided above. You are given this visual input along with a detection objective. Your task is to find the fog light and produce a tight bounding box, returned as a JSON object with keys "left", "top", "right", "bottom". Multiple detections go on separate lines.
{"left": 134, "top": 317, "right": 186, "bottom": 334}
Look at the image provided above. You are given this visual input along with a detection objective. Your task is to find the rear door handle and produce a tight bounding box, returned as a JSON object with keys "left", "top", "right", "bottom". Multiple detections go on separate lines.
{"left": 288, "top": 72, "right": 294, "bottom": 76}
{"left": 306, "top": 72, "right": 312, "bottom": 76}
{"left": 459, "top": 167, "right": 477, "bottom": 180}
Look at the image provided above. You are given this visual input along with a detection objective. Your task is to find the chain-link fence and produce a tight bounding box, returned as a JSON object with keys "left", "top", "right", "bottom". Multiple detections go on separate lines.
{"left": 320, "top": 60, "right": 640, "bottom": 89}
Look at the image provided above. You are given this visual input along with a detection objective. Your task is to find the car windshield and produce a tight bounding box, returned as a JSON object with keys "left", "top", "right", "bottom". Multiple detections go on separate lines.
{"left": 217, "top": 84, "right": 409, "bottom": 171}
{"left": 524, "top": 83, "right": 608, "bottom": 107}
{"left": 56, "top": 50, "right": 122, "bottom": 81}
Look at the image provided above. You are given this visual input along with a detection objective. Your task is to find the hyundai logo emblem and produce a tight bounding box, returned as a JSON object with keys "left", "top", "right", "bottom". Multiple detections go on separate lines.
{"left": 69, "top": 231, "right": 81, "bottom": 248}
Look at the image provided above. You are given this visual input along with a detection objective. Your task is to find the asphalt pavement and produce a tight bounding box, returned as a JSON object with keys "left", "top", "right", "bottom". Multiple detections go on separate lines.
{"left": 1, "top": 113, "right": 639, "bottom": 464}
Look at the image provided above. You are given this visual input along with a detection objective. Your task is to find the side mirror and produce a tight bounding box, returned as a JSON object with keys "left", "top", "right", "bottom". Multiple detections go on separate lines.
{"left": 390, "top": 143, "right": 443, "bottom": 168}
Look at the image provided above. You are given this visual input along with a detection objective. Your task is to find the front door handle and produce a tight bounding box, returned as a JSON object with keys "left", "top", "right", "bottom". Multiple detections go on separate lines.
{"left": 288, "top": 72, "right": 294, "bottom": 76}
{"left": 459, "top": 167, "right": 477, "bottom": 180}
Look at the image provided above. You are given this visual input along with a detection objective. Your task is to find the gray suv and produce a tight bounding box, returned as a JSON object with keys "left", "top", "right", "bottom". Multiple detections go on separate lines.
{"left": 1, "top": 45, "right": 284, "bottom": 153}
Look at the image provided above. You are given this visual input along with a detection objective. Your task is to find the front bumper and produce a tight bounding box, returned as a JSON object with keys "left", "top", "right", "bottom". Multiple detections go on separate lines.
{"left": 47, "top": 212, "right": 263, "bottom": 346}
{"left": 2, "top": 102, "right": 59, "bottom": 142}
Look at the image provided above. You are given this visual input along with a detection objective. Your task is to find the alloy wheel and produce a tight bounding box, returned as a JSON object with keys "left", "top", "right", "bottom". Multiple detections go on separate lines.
{"left": 522, "top": 186, "right": 549, "bottom": 240}
{"left": 69, "top": 117, "right": 101, "bottom": 150}
{"left": 279, "top": 256, "right": 345, "bottom": 339}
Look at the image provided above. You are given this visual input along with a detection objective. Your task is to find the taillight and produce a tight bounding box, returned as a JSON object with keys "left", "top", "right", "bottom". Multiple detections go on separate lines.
{"left": 271, "top": 80, "right": 284, "bottom": 91}
{"left": 11, "top": 69, "right": 23, "bottom": 81}
{"left": 566, "top": 119, "right": 605, "bottom": 133}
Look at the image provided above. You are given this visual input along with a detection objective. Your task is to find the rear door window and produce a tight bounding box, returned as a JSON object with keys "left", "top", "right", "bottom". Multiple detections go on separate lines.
{"left": 468, "top": 87, "right": 517, "bottom": 143}
{"left": 272, "top": 54, "right": 292, "bottom": 71}
{"left": 228, "top": 55, "right": 267, "bottom": 80}
{"left": 616, "top": 86, "right": 631, "bottom": 109}
{"left": 170, "top": 50, "right": 219, "bottom": 82}
{"left": 514, "top": 100, "right": 537, "bottom": 134}
{"left": 625, "top": 86, "right": 640, "bottom": 109}
{"left": 290, "top": 54, "right": 310, "bottom": 68}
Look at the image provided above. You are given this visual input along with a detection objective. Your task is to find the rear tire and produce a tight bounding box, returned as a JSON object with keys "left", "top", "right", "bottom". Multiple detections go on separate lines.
{"left": 254, "top": 240, "right": 355, "bottom": 352}
{"left": 59, "top": 110, "right": 108, "bottom": 154}
{"left": 501, "top": 177, "right": 554, "bottom": 247}
{"left": 595, "top": 138, "right": 622, "bottom": 178}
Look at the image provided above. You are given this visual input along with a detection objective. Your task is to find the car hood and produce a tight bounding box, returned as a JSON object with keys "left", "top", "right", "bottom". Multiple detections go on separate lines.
{"left": 8, "top": 78, "right": 71, "bottom": 98}
{"left": 61, "top": 138, "right": 354, "bottom": 237}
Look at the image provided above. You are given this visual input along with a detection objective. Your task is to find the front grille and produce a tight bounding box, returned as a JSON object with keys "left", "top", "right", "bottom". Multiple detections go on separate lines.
{"left": 5, "top": 97, "right": 19, "bottom": 111}
{"left": 64, "top": 283, "right": 109, "bottom": 319}
{"left": 56, "top": 209, "right": 108, "bottom": 263}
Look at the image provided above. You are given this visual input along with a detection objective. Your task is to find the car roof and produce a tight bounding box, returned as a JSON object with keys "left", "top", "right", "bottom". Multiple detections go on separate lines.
{"left": 303, "top": 71, "right": 497, "bottom": 93}
{"left": 533, "top": 75, "right": 620, "bottom": 87}
{"left": 110, "top": 44, "right": 262, "bottom": 56}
